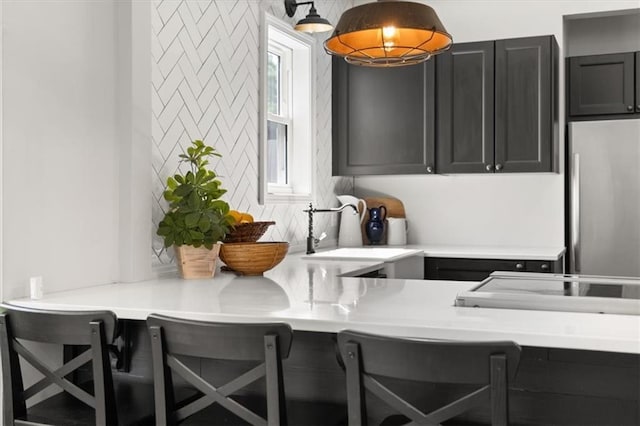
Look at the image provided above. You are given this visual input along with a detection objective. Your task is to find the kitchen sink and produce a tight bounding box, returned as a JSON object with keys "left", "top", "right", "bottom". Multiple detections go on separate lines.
{"left": 303, "top": 247, "right": 422, "bottom": 261}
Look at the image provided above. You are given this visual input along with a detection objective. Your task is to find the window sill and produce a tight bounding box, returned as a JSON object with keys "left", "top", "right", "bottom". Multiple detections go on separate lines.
{"left": 263, "top": 192, "right": 313, "bottom": 205}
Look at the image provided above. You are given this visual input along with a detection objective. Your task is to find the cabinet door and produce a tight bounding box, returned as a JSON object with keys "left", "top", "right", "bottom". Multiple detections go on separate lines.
{"left": 495, "top": 36, "right": 557, "bottom": 173}
{"left": 636, "top": 52, "right": 640, "bottom": 114}
{"left": 437, "top": 41, "right": 494, "bottom": 173}
{"left": 332, "top": 58, "right": 435, "bottom": 176}
{"left": 569, "top": 52, "right": 635, "bottom": 116}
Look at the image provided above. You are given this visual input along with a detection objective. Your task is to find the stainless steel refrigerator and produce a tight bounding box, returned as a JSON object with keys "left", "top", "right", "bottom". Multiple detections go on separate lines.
{"left": 568, "top": 119, "right": 640, "bottom": 278}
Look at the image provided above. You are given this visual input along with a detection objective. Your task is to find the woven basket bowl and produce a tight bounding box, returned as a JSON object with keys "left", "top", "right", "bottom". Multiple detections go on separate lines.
{"left": 223, "top": 221, "right": 276, "bottom": 243}
{"left": 219, "top": 242, "right": 289, "bottom": 276}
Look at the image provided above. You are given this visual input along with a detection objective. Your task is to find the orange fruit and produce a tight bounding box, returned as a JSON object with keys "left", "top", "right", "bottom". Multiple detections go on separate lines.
{"left": 239, "top": 213, "right": 254, "bottom": 223}
{"left": 228, "top": 210, "right": 243, "bottom": 224}
{"left": 229, "top": 210, "right": 254, "bottom": 224}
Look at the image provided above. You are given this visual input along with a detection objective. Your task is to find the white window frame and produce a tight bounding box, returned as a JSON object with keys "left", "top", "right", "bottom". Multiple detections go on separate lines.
{"left": 266, "top": 42, "right": 293, "bottom": 192}
{"left": 259, "top": 13, "right": 316, "bottom": 204}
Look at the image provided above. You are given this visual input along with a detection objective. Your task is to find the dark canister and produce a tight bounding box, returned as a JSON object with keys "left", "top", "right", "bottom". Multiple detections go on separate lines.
{"left": 365, "top": 205, "right": 387, "bottom": 245}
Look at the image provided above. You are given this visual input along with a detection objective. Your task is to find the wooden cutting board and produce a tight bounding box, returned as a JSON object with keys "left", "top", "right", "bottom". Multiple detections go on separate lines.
{"left": 363, "top": 197, "right": 406, "bottom": 218}
{"left": 361, "top": 197, "right": 406, "bottom": 245}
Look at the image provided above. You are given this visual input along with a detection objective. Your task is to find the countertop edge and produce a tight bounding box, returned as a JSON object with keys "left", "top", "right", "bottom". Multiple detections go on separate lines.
{"left": 404, "top": 245, "right": 567, "bottom": 261}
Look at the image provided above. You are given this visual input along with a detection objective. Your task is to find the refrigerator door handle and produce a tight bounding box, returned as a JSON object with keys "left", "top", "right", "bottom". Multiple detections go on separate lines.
{"left": 571, "top": 153, "right": 581, "bottom": 274}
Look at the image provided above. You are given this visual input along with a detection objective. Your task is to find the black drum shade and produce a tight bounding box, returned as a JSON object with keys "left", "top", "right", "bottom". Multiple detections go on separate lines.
{"left": 324, "top": 0, "right": 453, "bottom": 66}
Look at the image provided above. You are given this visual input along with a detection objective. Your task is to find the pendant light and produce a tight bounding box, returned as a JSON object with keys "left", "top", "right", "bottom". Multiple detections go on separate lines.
{"left": 284, "top": 0, "right": 334, "bottom": 34}
{"left": 324, "top": 0, "right": 453, "bottom": 67}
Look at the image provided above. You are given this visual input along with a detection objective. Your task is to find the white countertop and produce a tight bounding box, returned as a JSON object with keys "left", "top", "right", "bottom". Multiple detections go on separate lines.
{"left": 8, "top": 253, "right": 638, "bottom": 354}
{"left": 405, "top": 244, "right": 566, "bottom": 261}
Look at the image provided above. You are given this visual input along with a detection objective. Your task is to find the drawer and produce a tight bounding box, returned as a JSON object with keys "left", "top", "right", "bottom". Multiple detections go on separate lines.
{"left": 425, "top": 258, "right": 527, "bottom": 281}
{"left": 424, "top": 257, "right": 563, "bottom": 280}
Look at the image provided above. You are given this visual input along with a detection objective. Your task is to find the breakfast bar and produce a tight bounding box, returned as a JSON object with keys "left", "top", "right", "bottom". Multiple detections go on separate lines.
{"left": 7, "top": 252, "right": 640, "bottom": 425}
{"left": 8, "top": 253, "right": 639, "bottom": 354}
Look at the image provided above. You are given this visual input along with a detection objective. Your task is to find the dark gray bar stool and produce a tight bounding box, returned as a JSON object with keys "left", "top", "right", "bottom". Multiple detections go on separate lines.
{"left": 337, "top": 330, "right": 522, "bottom": 426}
{"left": 147, "top": 314, "right": 293, "bottom": 426}
{"left": 0, "top": 303, "right": 129, "bottom": 426}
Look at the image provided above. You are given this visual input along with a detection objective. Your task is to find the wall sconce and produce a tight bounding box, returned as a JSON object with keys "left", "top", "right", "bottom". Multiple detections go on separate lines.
{"left": 284, "top": 0, "right": 334, "bottom": 33}
{"left": 324, "top": 0, "right": 453, "bottom": 67}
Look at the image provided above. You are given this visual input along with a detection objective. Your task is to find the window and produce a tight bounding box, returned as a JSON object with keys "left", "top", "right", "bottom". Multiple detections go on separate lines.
{"left": 266, "top": 45, "right": 291, "bottom": 189}
{"left": 260, "top": 14, "right": 316, "bottom": 204}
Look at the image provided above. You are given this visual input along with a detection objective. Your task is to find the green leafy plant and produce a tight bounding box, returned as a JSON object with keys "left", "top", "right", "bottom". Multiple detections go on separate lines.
{"left": 157, "top": 140, "right": 232, "bottom": 249}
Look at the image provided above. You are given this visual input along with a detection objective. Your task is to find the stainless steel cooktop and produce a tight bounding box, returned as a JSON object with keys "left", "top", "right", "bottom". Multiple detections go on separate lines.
{"left": 455, "top": 272, "right": 640, "bottom": 315}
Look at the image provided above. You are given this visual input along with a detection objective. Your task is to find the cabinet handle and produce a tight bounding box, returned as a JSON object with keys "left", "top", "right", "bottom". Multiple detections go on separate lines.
{"left": 485, "top": 164, "right": 494, "bottom": 172}
{"left": 541, "top": 263, "right": 549, "bottom": 271}
{"left": 495, "top": 163, "right": 503, "bottom": 171}
{"left": 627, "top": 105, "right": 634, "bottom": 112}
{"left": 636, "top": 105, "right": 640, "bottom": 112}
{"left": 426, "top": 166, "right": 433, "bottom": 173}
{"left": 515, "top": 263, "right": 524, "bottom": 270}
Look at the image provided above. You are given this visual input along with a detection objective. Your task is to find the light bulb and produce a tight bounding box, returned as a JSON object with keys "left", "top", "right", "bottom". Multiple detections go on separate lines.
{"left": 382, "top": 26, "right": 397, "bottom": 52}
{"left": 382, "top": 26, "right": 396, "bottom": 38}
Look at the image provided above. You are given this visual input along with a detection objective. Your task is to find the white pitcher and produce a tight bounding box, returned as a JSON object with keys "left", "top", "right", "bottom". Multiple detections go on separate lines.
{"left": 387, "top": 217, "right": 408, "bottom": 246}
{"left": 337, "top": 195, "right": 367, "bottom": 247}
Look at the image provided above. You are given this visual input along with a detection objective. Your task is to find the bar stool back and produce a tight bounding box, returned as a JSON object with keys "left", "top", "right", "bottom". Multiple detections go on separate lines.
{"left": 147, "top": 314, "right": 293, "bottom": 426}
{"left": 337, "top": 330, "right": 521, "bottom": 426}
{"left": 0, "top": 303, "right": 119, "bottom": 426}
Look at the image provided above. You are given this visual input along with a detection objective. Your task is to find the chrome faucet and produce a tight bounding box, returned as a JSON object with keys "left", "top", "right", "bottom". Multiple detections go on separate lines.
{"left": 303, "top": 202, "right": 358, "bottom": 254}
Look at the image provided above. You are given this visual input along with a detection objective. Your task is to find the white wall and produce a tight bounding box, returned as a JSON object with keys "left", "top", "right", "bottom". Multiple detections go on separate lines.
{"left": 566, "top": 10, "right": 640, "bottom": 56}
{"left": 355, "top": 0, "right": 639, "bottom": 248}
{"left": 0, "top": 2, "right": 152, "bottom": 412}
{"left": 150, "top": 0, "right": 354, "bottom": 263}
{"left": 357, "top": 174, "right": 564, "bottom": 247}
{"left": 117, "top": 1, "right": 153, "bottom": 283}
{"left": 1, "top": 1, "right": 148, "bottom": 300}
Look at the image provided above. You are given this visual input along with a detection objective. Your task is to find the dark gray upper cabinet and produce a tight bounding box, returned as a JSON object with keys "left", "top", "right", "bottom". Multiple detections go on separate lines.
{"left": 437, "top": 41, "right": 495, "bottom": 174}
{"left": 495, "top": 36, "right": 558, "bottom": 173}
{"left": 437, "top": 36, "right": 558, "bottom": 174}
{"left": 333, "top": 35, "right": 558, "bottom": 176}
{"left": 332, "top": 58, "right": 435, "bottom": 176}
{"left": 569, "top": 52, "right": 635, "bottom": 116}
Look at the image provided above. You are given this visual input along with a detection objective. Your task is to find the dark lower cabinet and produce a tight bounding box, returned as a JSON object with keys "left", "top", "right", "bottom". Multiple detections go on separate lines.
{"left": 437, "top": 41, "right": 495, "bottom": 173}
{"left": 119, "top": 322, "right": 639, "bottom": 426}
{"left": 424, "top": 257, "right": 562, "bottom": 281}
{"left": 332, "top": 58, "right": 435, "bottom": 176}
{"left": 569, "top": 52, "right": 636, "bottom": 117}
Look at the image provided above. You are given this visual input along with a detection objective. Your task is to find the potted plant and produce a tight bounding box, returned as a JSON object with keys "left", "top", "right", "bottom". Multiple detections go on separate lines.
{"left": 157, "top": 139, "right": 233, "bottom": 279}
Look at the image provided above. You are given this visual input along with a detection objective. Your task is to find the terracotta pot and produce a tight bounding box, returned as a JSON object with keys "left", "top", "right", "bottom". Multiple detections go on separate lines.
{"left": 174, "top": 244, "right": 221, "bottom": 279}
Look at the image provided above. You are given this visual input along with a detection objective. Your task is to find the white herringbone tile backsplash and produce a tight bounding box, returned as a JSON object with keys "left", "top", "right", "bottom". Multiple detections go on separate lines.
{"left": 151, "top": 0, "right": 354, "bottom": 265}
